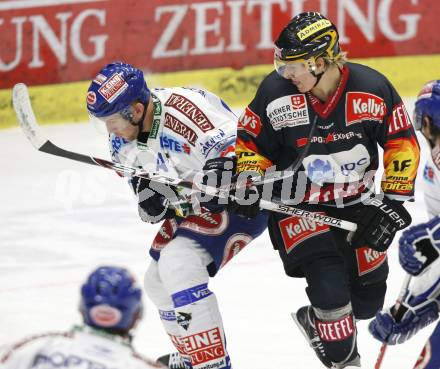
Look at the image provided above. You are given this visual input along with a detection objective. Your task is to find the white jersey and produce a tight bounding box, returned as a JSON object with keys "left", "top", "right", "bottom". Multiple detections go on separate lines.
{"left": 410, "top": 144, "right": 440, "bottom": 301}
{"left": 0, "top": 326, "right": 160, "bottom": 369}
{"left": 108, "top": 87, "right": 237, "bottom": 215}
{"left": 109, "top": 87, "right": 236, "bottom": 178}
{"left": 422, "top": 145, "right": 440, "bottom": 217}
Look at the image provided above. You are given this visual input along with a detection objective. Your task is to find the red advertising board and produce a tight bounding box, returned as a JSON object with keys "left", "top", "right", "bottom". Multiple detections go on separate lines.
{"left": 0, "top": 0, "right": 439, "bottom": 88}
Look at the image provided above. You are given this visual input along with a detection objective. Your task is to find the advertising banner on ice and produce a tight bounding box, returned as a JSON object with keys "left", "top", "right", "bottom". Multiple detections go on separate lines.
{"left": 0, "top": 0, "right": 439, "bottom": 88}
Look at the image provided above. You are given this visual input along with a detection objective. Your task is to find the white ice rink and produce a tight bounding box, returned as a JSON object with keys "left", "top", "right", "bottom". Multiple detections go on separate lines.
{"left": 0, "top": 99, "right": 436, "bottom": 369}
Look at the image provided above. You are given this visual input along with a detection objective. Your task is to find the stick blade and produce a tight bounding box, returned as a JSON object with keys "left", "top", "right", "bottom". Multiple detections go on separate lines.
{"left": 12, "top": 83, "right": 46, "bottom": 149}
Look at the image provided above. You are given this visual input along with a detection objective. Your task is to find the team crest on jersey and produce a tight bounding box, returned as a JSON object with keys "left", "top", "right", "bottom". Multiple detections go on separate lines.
{"left": 345, "top": 92, "right": 386, "bottom": 126}
{"left": 238, "top": 107, "right": 262, "bottom": 137}
{"left": 266, "top": 94, "right": 309, "bottom": 130}
{"left": 355, "top": 246, "right": 387, "bottom": 276}
{"left": 98, "top": 73, "right": 128, "bottom": 103}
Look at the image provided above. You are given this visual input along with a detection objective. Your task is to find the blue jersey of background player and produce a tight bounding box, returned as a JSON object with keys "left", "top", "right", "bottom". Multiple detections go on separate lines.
{"left": 369, "top": 80, "right": 440, "bottom": 369}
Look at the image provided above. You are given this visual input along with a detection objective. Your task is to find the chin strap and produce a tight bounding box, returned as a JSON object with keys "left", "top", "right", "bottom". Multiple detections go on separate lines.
{"left": 311, "top": 69, "right": 324, "bottom": 88}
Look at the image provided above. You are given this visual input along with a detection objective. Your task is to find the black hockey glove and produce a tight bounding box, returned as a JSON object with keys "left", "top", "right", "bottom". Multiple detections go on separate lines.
{"left": 131, "top": 177, "right": 175, "bottom": 224}
{"left": 227, "top": 172, "right": 262, "bottom": 219}
{"left": 200, "top": 157, "right": 235, "bottom": 213}
{"left": 350, "top": 196, "right": 412, "bottom": 251}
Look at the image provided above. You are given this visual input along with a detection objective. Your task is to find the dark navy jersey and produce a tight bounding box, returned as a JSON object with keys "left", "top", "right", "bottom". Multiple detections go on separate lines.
{"left": 236, "top": 62, "right": 420, "bottom": 205}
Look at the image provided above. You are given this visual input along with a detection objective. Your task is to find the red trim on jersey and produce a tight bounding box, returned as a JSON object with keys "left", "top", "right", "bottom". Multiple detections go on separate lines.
{"left": 307, "top": 65, "right": 349, "bottom": 119}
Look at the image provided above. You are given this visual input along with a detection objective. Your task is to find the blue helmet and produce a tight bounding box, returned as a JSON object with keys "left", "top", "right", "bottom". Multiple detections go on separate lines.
{"left": 80, "top": 266, "right": 143, "bottom": 333}
{"left": 86, "top": 62, "right": 150, "bottom": 118}
{"left": 413, "top": 80, "right": 440, "bottom": 130}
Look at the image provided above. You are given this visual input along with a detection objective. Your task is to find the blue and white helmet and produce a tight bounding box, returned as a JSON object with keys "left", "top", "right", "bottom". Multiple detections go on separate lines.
{"left": 80, "top": 266, "right": 143, "bottom": 333}
{"left": 86, "top": 62, "right": 150, "bottom": 118}
{"left": 413, "top": 80, "right": 440, "bottom": 130}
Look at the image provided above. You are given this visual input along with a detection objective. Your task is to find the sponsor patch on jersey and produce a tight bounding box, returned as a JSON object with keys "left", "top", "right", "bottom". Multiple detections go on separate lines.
{"left": 159, "top": 309, "right": 176, "bottom": 322}
{"left": 160, "top": 134, "right": 191, "bottom": 154}
{"left": 86, "top": 91, "right": 96, "bottom": 105}
{"left": 266, "top": 94, "right": 309, "bottom": 130}
{"left": 98, "top": 73, "right": 128, "bottom": 103}
{"left": 220, "top": 233, "right": 252, "bottom": 268}
{"left": 180, "top": 327, "right": 226, "bottom": 366}
{"left": 238, "top": 107, "right": 262, "bottom": 137}
{"left": 345, "top": 92, "right": 386, "bottom": 126}
{"left": 382, "top": 136, "right": 419, "bottom": 195}
{"left": 180, "top": 211, "right": 229, "bottom": 235}
{"left": 199, "top": 129, "right": 229, "bottom": 156}
{"left": 388, "top": 102, "right": 412, "bottom": 135}
{"left": 165, "top": 93, "right": 214, "bottom": 132}
{"left": 90, "top": 304, "right": 122, "bottom": 327}
{"left": 316, "top": 314, "right": 354, "bottom": 342}
{"left": 303, "top": 144, "right": 371, "bottom": 184}
{"left": 355, "top": 246, "right": 387, "bottom": 276}
{"left": 164, "top": 113, "right": 198, "bottom": 146}
{"left": 296, "top": 131, "right": 362, "bottom": 147}
{"left": 424, "top": 164, "right": 435, "bottom": 183}
{"left": 279, "top": 215, "right": 330, "bottom": 253}
{"left": 170, "top": 335, "right": 187, "bottom": 356}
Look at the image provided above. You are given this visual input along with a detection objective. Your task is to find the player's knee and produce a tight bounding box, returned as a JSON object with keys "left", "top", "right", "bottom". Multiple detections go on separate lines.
{"left": 144, "top": 262, "right": 171, "bottom": 307}
{"left": 303, "top": 257, "right": 351, "bottom": 309}
{"left": 351, "top": 280, "right": 387, "bottom": 319}
{"left": 158, "top": 236, "right": 211, "bottom": 293}
{"left": 314, "top": 303, "right": 359, "bottom": 364}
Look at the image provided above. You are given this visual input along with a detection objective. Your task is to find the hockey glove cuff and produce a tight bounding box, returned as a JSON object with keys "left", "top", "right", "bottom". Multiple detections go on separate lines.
{"left": 368, "top": 293, "right": 439, "bottom": 345}
{"left": 399, "top": 217, "right": 440, "bottom": 276}
{"left": 227, "top": 171, "right": 262, "bottom": 219}
{"left": 199, "top": 157, "right": 235, "bottom": 213}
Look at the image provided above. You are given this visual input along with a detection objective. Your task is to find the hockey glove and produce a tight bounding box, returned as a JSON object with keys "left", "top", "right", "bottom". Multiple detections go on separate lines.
{"left": 368, "top": 291, "right": 439, "bottom": 345}
{"left": 399, "top": 216, "right": 440, "bottom": 276}
{"left": 131, "top": 177, "right": 175, "bottom": 224}
{"left": 227, "top": 171, "right": 262, "bottom": 219}
{"left": 350, "top": 196, "right": 412, "bottom": 251}
{"left": 199, "top": 157, "right": 235, "bottom": 213}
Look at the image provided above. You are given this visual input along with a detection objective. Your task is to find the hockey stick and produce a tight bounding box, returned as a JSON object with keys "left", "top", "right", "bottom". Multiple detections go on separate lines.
{"left": 374, "top": 274, "right": 412, "bottom": 369}
{"left": 12, "top": 83, "right": 357, "bottom": 232}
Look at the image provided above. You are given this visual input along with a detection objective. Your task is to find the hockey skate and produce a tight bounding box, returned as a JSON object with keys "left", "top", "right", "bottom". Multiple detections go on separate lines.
{"left": 156, "top": 352, "right": 189, "bottom": 369}
{"left": 292, "top": 305, "right": 333, "bottom": 368}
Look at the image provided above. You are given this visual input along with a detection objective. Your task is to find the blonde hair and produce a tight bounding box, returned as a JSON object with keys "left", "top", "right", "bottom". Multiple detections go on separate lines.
{"left": 322, "top": 51, "right": 348, "bottom": 67}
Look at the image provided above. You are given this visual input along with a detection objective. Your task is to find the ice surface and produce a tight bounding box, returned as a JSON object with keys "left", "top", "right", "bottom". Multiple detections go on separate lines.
{"left": 0, "top": 99, "right": 435, "bottom": 368}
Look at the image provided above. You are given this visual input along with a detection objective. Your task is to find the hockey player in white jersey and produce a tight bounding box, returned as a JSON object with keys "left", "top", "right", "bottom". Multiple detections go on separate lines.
{"left": 369, "top": 80, "right": 440, "bottom": 369}
{"left": 0, "top": 266, "right": 160, "bottom": 369}
{"left": 86, "top": 62, "right": 268, "bottom": 369}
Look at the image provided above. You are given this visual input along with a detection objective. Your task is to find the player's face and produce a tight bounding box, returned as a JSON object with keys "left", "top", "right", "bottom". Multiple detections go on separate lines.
{"left": 103, "top": 113, "right": 139, "bottom": 140}
{"left": 274, "top": 58, "right": 316, "bottom": 92}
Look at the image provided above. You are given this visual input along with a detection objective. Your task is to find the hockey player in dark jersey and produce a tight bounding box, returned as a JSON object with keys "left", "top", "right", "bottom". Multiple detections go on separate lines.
{"left": 208, "top": 12, "right": 420, "bottom": 369}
